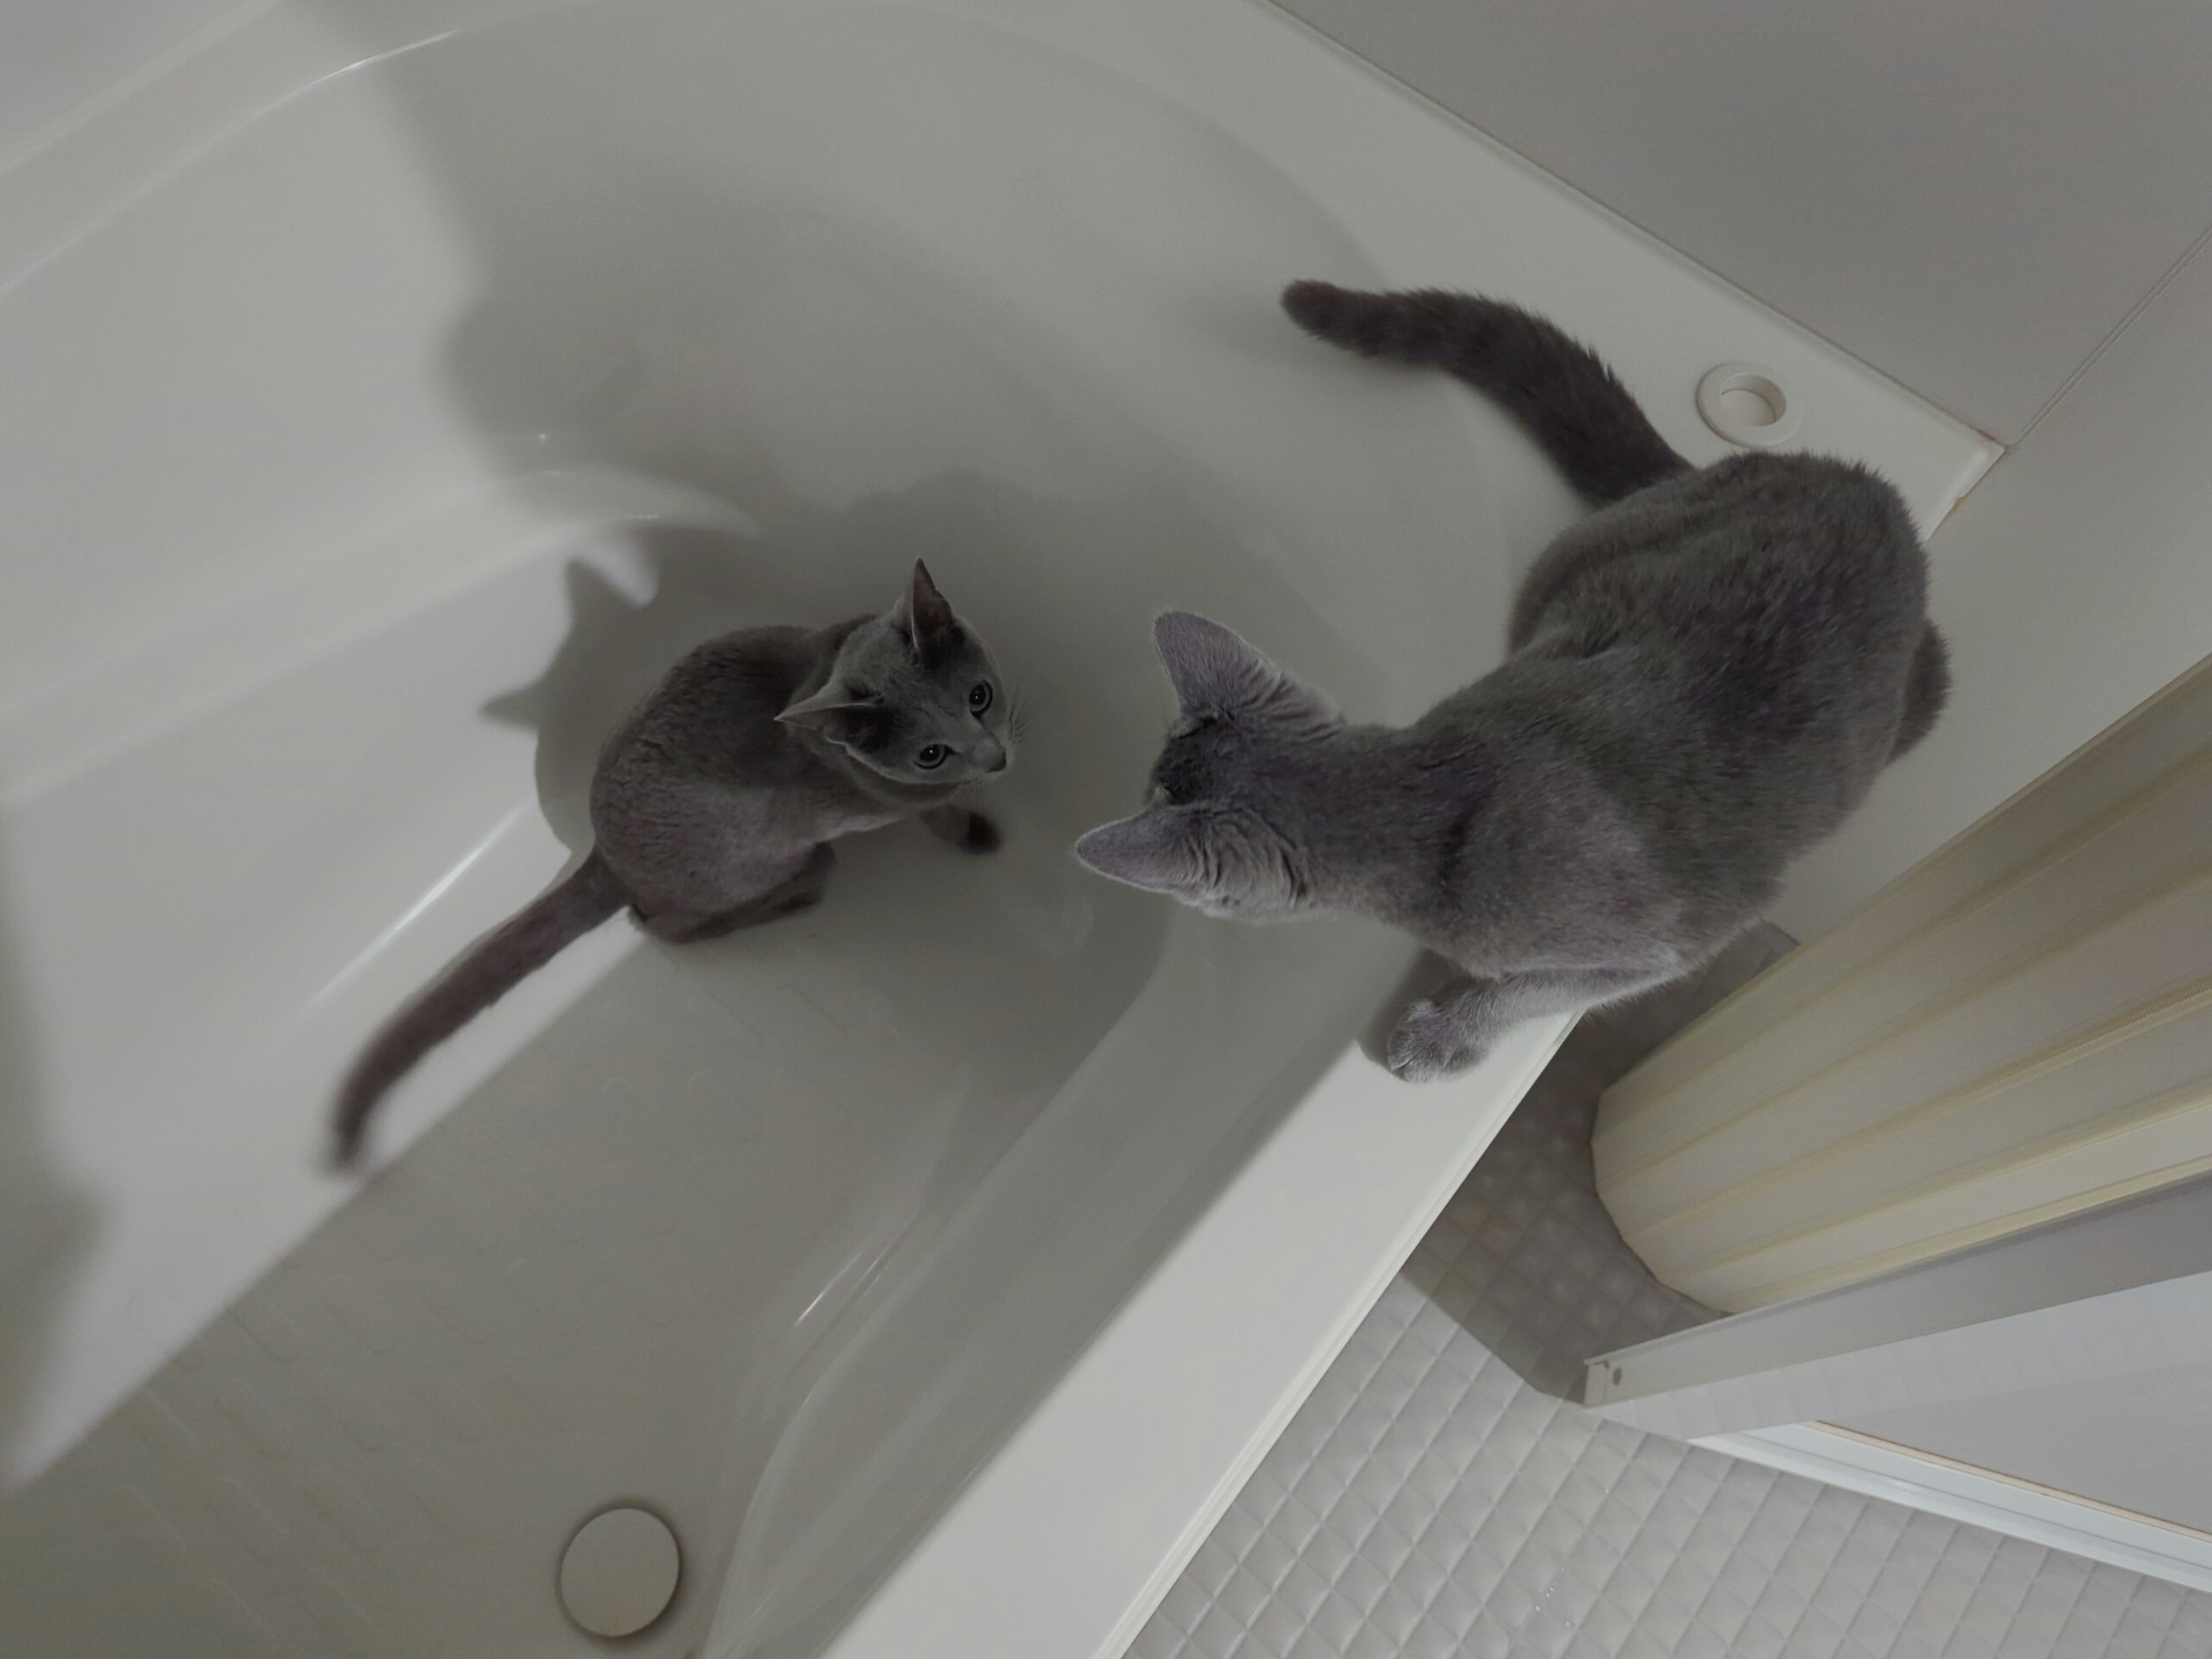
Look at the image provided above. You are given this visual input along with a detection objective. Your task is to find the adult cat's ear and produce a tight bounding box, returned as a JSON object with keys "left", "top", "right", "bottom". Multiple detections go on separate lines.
{"left": 893, "top": 559, "right": 960, "bottom": 660}
{"left": 778, "top": 684, "right": 877, "bottom": 735}
{"left": 1154, "top": 611, "right": 1319, "bottom": 719}
{"left": 1072, "top": 809, "right": 1206, "bottom": 894}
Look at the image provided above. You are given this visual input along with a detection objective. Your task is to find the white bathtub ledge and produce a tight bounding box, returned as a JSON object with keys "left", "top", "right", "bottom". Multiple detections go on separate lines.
{"left": 804, "top": 1016, "right": 1573, "bottom": 1659}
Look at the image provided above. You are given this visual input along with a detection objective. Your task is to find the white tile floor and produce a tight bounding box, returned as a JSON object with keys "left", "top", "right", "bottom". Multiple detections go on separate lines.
{"left": 1130, "top": 958, "right": 2212, "bottom": 1659}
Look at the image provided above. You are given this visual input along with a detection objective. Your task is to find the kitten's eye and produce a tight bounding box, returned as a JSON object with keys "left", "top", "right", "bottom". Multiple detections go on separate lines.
{"left": 916, "top": 744, "right": 950, "bottom": 770}
{"left": 968, "top": 683, "right": 994, "bottom": 714}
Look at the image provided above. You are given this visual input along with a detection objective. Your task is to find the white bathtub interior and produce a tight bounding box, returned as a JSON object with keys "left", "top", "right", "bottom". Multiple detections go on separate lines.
{"left": 0, "top": 0, "right": 1998, "bottom": 1654}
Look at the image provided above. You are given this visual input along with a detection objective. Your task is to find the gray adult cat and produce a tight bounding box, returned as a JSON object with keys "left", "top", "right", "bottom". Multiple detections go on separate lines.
{"left": 332, "top": 560, "right": 1013, "bottom": 1166}
{"left": 1073, "top": 282, "right": 1947, "bottom": 1081}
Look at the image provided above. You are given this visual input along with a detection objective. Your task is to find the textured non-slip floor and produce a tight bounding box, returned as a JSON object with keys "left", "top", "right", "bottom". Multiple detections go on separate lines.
{"left": 1130, "top": 951, "right": 2212, "bottom": 1659}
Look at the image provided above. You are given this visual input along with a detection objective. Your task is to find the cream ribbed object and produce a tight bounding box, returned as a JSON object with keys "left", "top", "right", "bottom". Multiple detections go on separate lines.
{"left": 1598, "top": 653, "right": 2212, "bottom": 1311}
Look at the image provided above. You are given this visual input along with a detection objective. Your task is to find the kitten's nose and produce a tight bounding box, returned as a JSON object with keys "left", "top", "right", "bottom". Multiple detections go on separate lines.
{"left": 979, "top": 739, "right": 1009, "bottom": 774}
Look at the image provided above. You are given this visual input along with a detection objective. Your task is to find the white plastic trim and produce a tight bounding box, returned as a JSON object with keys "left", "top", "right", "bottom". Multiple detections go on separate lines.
{"left": 1703, "top": 1423, "right": 2212, "bottom": 1595}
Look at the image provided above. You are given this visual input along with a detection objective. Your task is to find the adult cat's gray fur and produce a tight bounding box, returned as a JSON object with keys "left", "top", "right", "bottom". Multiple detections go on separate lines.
{"left": 1073, "top": 282, "right": 1948, "bottom": 1081}
{"left": 332, "top": 560, "right": 1013, "bottom": 1166}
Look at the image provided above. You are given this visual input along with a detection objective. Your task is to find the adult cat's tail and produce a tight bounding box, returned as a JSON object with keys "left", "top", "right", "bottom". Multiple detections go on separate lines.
{"left": 331, "top": 851, "right": 628, "bottom": 1169}
{"left": 1281, "top": 281, "right": 1690, "bottom": 506}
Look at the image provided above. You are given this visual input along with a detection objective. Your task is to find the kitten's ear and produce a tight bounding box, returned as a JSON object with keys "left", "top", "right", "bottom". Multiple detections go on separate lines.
{"left": 893, "top": 559, "right": 960, "bottom": 658}
{"left": 1072, "top": 809, "right": 1206, "bottom": 895}
{"left": 778, "top": 683, "right": 876, "bottom": 734}
{"left": 1154, "top": 612, "right": 1313, "bottom": 718}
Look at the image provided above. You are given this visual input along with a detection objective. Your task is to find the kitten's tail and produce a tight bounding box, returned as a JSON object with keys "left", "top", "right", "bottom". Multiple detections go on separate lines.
{"left": 1891, "top": 623, "right": 1952, "bottom": 760}
{"left": 1281, "top": 281, "right": 1690, "bottom": 506}
{"left": 331, "top": 851, "right": 628, "bottom": 1170}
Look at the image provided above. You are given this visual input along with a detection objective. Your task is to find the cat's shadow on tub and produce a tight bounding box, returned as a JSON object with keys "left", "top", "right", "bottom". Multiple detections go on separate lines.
{"left": 467, "top": 454, "right": 1358, "bottom": 870}
{"left": 476, "top": 526, "right": 775, "bottom": 862}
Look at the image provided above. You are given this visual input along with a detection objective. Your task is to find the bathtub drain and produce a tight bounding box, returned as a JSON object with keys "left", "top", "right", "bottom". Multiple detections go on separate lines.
{"left": 559, "top": 1505, "right": 682, "bottom": 1638}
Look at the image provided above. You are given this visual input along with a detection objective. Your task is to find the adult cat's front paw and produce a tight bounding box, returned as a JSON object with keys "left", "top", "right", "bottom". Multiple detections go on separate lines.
{"left": 1385, "top": 999, "right": 1490, "bottom": 1082}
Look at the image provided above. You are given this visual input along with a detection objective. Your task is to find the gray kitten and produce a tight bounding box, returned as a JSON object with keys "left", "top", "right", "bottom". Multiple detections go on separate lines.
{"left": 1073, "top": 282, "right": 1947, "bottom": 1081}
{"left": 333, "top": 560, "right": 1013, "bottom": 1166}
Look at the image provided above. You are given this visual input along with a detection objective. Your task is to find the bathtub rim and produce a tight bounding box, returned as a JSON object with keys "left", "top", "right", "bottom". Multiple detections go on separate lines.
{"left": 806, "top": 1017, "right": 1576, "bottom": 1659}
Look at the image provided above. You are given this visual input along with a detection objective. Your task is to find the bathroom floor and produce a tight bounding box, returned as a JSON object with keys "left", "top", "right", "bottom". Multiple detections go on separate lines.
{"left": 1128, "top": 952, "right": 2212, "bottom": 1659}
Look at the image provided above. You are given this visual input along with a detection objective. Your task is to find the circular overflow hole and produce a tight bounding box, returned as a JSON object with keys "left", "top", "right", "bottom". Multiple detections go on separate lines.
{"left": 1717, "top": 384, "right": 1779, "bottom": 428}
{"left": 1695, "top": 362, "right": 1801, "bottom": 449}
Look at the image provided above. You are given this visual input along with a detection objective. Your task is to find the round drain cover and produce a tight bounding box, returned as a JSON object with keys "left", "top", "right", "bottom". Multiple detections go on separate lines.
{"left": 559, "top": 1505, "right": 681, "bottom": 1638}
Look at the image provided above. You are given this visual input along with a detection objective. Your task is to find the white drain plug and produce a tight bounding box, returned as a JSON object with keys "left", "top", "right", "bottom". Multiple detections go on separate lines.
{"left": 559, "top": 1505, "right": 681, "bottom": 1638}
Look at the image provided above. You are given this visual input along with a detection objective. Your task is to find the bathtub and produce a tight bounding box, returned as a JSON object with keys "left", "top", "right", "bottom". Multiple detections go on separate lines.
{"left": 0, "top": 0, "right": 1993, "bottom": 1653}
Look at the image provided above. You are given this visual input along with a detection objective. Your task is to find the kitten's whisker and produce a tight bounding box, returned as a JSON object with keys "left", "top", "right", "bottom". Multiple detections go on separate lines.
{"left": 1006, "top": 681, "right": 1044, "bottom": 744}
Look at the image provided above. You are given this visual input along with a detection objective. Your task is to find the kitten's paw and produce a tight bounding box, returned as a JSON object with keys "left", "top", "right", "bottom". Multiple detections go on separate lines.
{"left": 959, "top": 812, "right": 1003, "bottom": 855}
{"left": 1385, "top": 1001, "right": 1489, "bottom": 1082}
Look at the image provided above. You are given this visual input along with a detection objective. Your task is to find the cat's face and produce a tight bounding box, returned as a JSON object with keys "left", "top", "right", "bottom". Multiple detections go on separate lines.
{"left": 1073, "top": 612, "right": 1334, "bottom": 921}
{"left": 778, "top": 561, "right": 1014, "bottom": 787}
